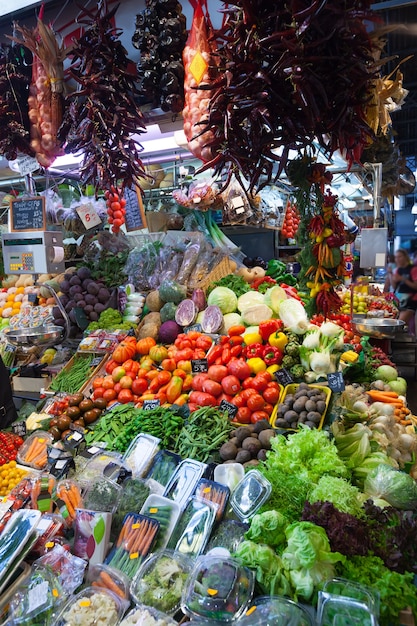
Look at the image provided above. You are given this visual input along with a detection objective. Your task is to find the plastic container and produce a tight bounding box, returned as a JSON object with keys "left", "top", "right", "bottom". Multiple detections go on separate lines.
{"left": 238, "top": 596, "right": 314, "bottom": 626}
{"left": 316, "top": 595, "right": 378, "bottom": 626}
{"left": 140, "top": 494, "right": 181, "bottom": 551}
{"left": 194, "top": 478, "right": 230, "bottom": 523}
{"left": 87, "top": 563, "right": 130, "bottom": 603}
{"left": 320, "top": 578, "right": 380, "bottom": 617}
{"left": 205, "top": 519, "right": 249, "bottom": 555}
{"left": 119, "top": 605, "right": 177, "bottom": 626}
{"left": 105, "top": 512, "right": 160, "bottom": 580}
{"left": 53, "top": 587, "right": 123, "bottom": 626}
{"left": 131, "top": 550, "right": 192, "bottom": 616}
{"left": 0, "top": 509, "right": 41, "bottom": 593}
{"left": 111, "top": 478, "right": 151, "bottom": 541}
{"left": 75, "top": 451, "right": 125, "bottom": 489}
{"left": 31, "top": 513, "right": 66, "bottom": 557}
{"left": 16, "top": 431, "right": 52, "bottom": 470}
{"left": 182, "top": 555, "right": 254, "bottom": 623}
{"left": 9, "top": 566, "right": 65, "bottom": 626}
{"left": 123, "top": 433, "right": 160, "bottom": 478}
{"left": 83, "top": 476, "right": 121, "bottom": 514}
{"left": 167, "top": 497, "right": 216, "bottom": 557}
{"left": 213, "top": 463, "right": 244, "bottom": 493}
{"left": 229, "top": 470, "right": 272, "bottom": 521}
{"left": 163, "top": 458, "right": 207, "bottom": 508}
{"left": 270, "top": 383, "right": 331, "bottom": 430}
{"left": 144, "top": 449, "right": 182, "bottom": 488}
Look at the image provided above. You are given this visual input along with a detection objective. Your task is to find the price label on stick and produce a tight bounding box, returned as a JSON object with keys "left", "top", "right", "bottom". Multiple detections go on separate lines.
{"left": 219, "top": 400, "right": 238, "bottom": 420}
{"left": 143, "top": 399, "right": 160, "bottom": 411}
{"left": 76, "top": 203, "right": 102, "bottom": 230}
{"left": 327, "top": 372, "right": 345, "bottom": 392}
{"left": 191, "top": 358, "right": 208, "bottom": 374}
{"left": 274, "top": 368, "right": 293, "bottom": 386}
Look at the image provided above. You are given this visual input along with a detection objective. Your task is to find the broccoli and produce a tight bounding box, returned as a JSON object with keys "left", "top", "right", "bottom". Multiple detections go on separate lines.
{"left": 290, "top": 364, "right": 305, "bottom": 380}
{"left": 282, "top": 355, "right": 296, "bottom": 369}
{"left": 284, "top": 342, "right": 300, "bottom": 357}
{"left": 140, "top": 555, "right": 188, "bottom": 613}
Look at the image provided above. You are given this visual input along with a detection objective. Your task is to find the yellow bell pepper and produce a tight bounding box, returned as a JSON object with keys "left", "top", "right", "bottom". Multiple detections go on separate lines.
{"left": 267, "top": 364, "right": 281, "bottom": 375}
{"left": 268, "top": 331, "right": 288, "bottom": 351}
{"left": 340, "top": 350, "right": 359, "bottom": 364}
{"left": 243, "top": 332, "right": 263, "bottom": 346}
{"left": 247, "top": 357, "right": 267, "bottom": 374}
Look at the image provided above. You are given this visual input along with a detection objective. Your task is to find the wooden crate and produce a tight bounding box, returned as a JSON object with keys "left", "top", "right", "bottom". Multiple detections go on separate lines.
{"left": 44, "top": 353, "right": 108, "bottom": 395}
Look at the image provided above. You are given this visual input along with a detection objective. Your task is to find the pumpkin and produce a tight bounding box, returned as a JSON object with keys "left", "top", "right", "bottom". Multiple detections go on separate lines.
{"left": 136, "top": 337, "right": 157, "bottom": 356}
{"left": 112, "top": 338, "right": 137, "bottom": 364}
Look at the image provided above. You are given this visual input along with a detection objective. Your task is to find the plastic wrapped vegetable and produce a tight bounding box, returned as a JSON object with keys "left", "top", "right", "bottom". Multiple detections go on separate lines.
{"left": 364, "top": 463, "right": 417, "bottom": 510}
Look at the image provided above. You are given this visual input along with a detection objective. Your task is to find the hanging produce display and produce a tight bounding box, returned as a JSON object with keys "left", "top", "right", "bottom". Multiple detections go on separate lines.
{"left": 12, "top": 14, "right": 66, "bottom": 168}
{"left": 195, "top": 0, "right": 380, "bottom": 189}
{"left": 133, "top": 0, "right": 187, "bottom": 113}
{"left": 0, "top": 43, "right": 33, "bottom": 160}
{"left": 58, "top": 2, "right": 148, "bottom": 192}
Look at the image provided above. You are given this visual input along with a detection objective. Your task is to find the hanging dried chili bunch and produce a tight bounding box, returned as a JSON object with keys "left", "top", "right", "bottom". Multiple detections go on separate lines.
{"left": 133, "top": 0, "right": 187, "bottom": 113}
{"left": 0, "top": 43, "right": 33, "bottom": 161}
{"left": 58, "top": 2, "right": 147, "bottom": 192}
{"left": 198, "top": 0, "right": 381, "bottom": 190}
{"left": 11, "top": 16, "right": 66, "bottom": 168}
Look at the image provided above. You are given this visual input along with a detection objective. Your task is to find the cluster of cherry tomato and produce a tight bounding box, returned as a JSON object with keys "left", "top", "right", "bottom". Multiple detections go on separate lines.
{"left": 310, "top": 312, "right": 362, "bottom": 345}
{"left": 281, "top": 201, "right": 301, "bottom": 239}
{"left": 0, "top": 431, "right": 24, "bottom": 465}
{"left": 105, "top": 186, "right": 127, "bottom": 234}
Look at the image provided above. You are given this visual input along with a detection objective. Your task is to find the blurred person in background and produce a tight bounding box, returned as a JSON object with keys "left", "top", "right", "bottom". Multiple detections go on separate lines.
{"left": 389, "top": 249, "right": 417, "bottom": 333}
{"left": 0, "top": 355, "right": 18, "bottom": 428}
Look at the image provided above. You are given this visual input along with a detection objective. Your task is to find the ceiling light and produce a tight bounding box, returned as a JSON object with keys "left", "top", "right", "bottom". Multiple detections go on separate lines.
{"left": 411, "top": 204, "right": 417, "bottom": 215}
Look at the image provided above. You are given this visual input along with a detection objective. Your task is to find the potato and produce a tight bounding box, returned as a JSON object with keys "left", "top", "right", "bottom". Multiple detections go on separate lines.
{"left": 316, "top": 400, "right": 326, "bottom": 414}
{"left": 233, "top": 427, "right": 252, "bottom": 444}
{"left": 244, "top": 460, "right": 259, "bottom": 468}
{"left": 293, "top": 397, "right": 307, "bottom": 412}
{"left": 284, "top": 410, "right": 298, "bottom": 423}
{"left": 275, "top": 418, "right": 288, "bottom": 428}
{"left": 305, "top": 399, "right": 317, "bottom": 412}
{"left": 242, "top": 437, "right": 262, "bottom": 457}
{"left": 236, "top": 449, "right": 252, "bottom": 464}
{"left": 307, "top": 411, "right": 322, "bottom": 424}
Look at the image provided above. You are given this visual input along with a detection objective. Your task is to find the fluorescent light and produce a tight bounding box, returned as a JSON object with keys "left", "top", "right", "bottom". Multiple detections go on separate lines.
{"left": 0, "top": 0, "right": 42, "bottom": 17}
{"left": 412, "top": 204, "right": 417, "bottom": 215}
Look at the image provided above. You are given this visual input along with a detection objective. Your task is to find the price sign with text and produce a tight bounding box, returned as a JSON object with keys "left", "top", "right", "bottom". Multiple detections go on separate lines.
{"left": 219, "top": 400, "right": 238, "bottom": 420}
{"left": 327, "top": 372, "right": 345, "bottom": 392}
{"left": 76, "top": 203, "right": 102, "bottom": 230}
{"left": 143, "top": 399, "right": 160, "bottom": 411}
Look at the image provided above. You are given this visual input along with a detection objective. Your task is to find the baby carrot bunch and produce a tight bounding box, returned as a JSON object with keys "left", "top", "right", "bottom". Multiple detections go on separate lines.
{"left": 106, "top": 513, "right": 160, "bottom": 579}
{"left": 17, "top": 431, "right": 52, "bottom": 470}
{"left": 90, "top": 566, "right": 129, "bottom": 600}
{"left": 55, "top": 480, "right": 83, "bottom": 525}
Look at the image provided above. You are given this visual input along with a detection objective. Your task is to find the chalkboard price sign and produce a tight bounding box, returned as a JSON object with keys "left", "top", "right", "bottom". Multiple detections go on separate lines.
{"left": 274, "top": 368, "right": 293, "bottom": 386}
{"left": 10, "top": 196, "right": 46, "bottom": 232}
{"left": 191, "top": 358, "right": 209, "bottom": 373}
{"left": 124, "top": 186, "right": 147, "bottom": 231}
{"left": 219, "top": 400, "right": 238, "bottom": 420}
{"left": 327, "top": 372, "right": 345, "bottom": 392}
{"left": 143, "top": 399, "right": 160, "bottom": 411}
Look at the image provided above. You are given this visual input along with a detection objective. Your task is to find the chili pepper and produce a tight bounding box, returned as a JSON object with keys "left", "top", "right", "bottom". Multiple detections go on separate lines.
{"left": 243, "top": 343, "right": 264, "bottom": 359}
{"left": 263, "top": 345, "right": 284, "bottom": 366}
{"left": 207, "top": 344, "right": 223, "bottom": 365}
{"left": 259, "top": 319, "right": 283, "bottom": 342}
{"left": 251, "top": 276, "right": 276, "bottom": 291}
{"left": 280, "top": 284, "right": 303, "bottom": 300}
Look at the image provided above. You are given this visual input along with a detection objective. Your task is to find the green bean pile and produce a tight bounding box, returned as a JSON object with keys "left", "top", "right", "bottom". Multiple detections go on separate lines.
{"left": 49, "top": 353, "right": 94, "bottom": 394}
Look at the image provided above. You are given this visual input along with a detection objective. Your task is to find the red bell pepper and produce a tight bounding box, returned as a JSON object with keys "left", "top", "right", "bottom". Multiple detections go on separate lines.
{"left": 251, "top": 276, "right": 277, "bottom": 291}
{"left": 259, "top": 319, "right": 283, "bottom": 342}
{"left": 243, "top": 343, "right": 264, "bottom": 358}
{"left": 263, "top": 345, "right": 284, "bottom": 365}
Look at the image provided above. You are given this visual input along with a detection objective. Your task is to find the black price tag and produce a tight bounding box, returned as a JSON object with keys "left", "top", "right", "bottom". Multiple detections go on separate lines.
{"left": 274, "top": 368, "right": 293, "bottom": 386}
{"left": 143, "top": 399, "right": 160, "bottom": 411}
{"left": 28, "top": 293, "right": 38, "bottom": 304}
{"left": 184, "top": 324, "right": 202, "bottom": 334}
{"left": 50, "top": 457, "right": 75, "bottom": 479}
{"left": 327, "top": 372, "right": 345, "bottom": 392}
{"left": 12, "top": 421, "right": 26, "bottom": 437}
{"left": 219, "top": 399, "right": 238, "bottom": 420}
{"left": 63, "top": 427, "right": 85, "bottom": 451}
{"left": 91, "top": 356, "right": 102, "bottom": 367}
{"left": 191, "top": 358, "right": 209, "bottom": 374}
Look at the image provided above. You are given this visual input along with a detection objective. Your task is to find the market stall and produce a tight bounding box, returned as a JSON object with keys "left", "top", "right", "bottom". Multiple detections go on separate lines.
{"left": 0, "top": 0, "right": 416, "bottom": 625}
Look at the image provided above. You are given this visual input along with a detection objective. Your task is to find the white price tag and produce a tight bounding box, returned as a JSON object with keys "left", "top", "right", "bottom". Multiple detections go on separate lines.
{"left": 76, "top": 203, "right": 102, "bottom": 230}
{"left": 17, "top": 155, "right": 40, "bottom": 176}
{"left": 28, "top": 581, "right": 49, "bottom": 613}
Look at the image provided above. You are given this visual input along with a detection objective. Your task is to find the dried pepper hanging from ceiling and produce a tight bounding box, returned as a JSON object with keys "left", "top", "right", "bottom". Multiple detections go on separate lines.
{"left": 133, "top": 0, "right": 187, "bottom": 113}
{"left": 12, "top": 16, "right": 66, "bottom": 168}
{"left": 58, "top": 2, "right": 147, "bottom": 192}
{"left": 0, "top": 43, "right": 33, "bottom": 161}
{"left": 197, "top": 0, "right": 381, "bottom": 190}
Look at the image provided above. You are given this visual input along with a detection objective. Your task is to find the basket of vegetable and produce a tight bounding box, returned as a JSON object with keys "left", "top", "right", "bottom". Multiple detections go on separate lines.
{"left": 270, "top": 383, "right": 331, "bottom": 431}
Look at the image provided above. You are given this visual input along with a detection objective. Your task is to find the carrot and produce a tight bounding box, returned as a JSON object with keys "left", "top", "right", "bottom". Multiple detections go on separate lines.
{"left": 367, "top": 391, "right": 401, "bottom": 403}
{"left": 35, "top": 454, "right": 48, "bottom": 468}
{"left": 98, "top": 571, "right": 126, "bottom": 599}
{"left": 132, "top": 520, "right": 151, "bottom": 554}
{"left": 400, "top": 419, "right": 412, "bottom": 426}
{"left": 368, "top": 390, "right": 399, "bottom": 398}
{"left": 25, "top": 438, "right": 45, "bottom": 463}
{"left": 139, "top": 525, "right": 158, "bottom": 556}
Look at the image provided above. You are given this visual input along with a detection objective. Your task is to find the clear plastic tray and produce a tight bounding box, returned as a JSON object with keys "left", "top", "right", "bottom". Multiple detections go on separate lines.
{"left": 0, "top": 510, "right": 41, "bottom": 592}
{"left": 163, "top": 459, "right": 207, "bottom": 508}
{"left": 111, "top": 478, "right": 152, "bottom": 541}
{"left": 9, "top": 566, "right": 65, "bottom": 626}
{"left": 213, "top": 463, "right": 244, "bottom": 493}
{"left": 53, "top": 587, "right": 124, "bottom": 626}
{"left": 182, "top": 555, "right": 254, "bottom": 623}
{"left": 123, "top": 433, "right": 160, "bottom": 478}
{"left": 238, "top": 596, "right": 314, "bottom": 626}
{"left": 75, "top": 451, "right": 125, "bottom": 489}
{"left": 140, "top": 494, "right": 181, "bottom": 551}
{"left": 166, "top": 497, "right": 216, "bottom": 558}
{"left": 119, "top": 605, "right": 177, "bottom": 626}
{"left": 144, "top": 449, "right": 182, "bottom": 488}
{"left": 194, "top": 478, "right": 230, "bottom": 523}
{"left": 205, "top": 519, "right": 249, "bottom": 555}
{"left": 87, "top": 563, "right": 131, "bottom": 603}
{"left": 83, "top": 476, "right": 122, "bottom": 514}
{"left": 230, "top": 470, "right": 272, "bottom": 521}
{"left": 16, "top": 431, "right": 52, "bottom": 470}
{"left": 316, "top": 595, "right": 378, "bottom": 626}
{"left": 130, "top": 550, "right": 192, "bottom": 616}
{"left": 320, "top": 578, "right": 380, "bottom": 617}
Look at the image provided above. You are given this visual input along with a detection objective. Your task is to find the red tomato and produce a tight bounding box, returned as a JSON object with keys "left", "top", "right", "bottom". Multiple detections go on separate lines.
{"left": 102, "top": 376, "right": 115, "bottom": 390}
{"left": 112, "top": 366, "right": 126, "bottom": 382}
{"left": 227, "top": 359, "right": 251, "bottom": 381}
{"left": 251, "top": 410, "right": 270, "bottom": 423}
{"left": 221, "top": 375, "right": 241, "bottom": 396}
{"left": 119, "top": 376, "right": 133, "bottom": 389}
{"left": 92, "top": 387, "right": 105, "bottom": 399}
{"left": 105, "top": 359, "right": 118, "bottom": 375}
{"left": 207, "top": 365, "right": 228, "bottom": 383}
{"left": 192, "top": 373, "right": 209, "bottom": 392}
{"left": 195, "top": 336, "right": 213, "bottom": 351}
{"left": 236, "top": 407, "right": 252, "bottom": 424}
{"left": 103, "top": 389, "right": 117, "bottom": 401}
{"left": 216, "top": 393, "right": 233, "bottom": 405}
{"left": 122, "top": 359, "right": 140, "bottom": 374}
{"left": 251, "top": 375, "right": 269, "bottom": 393}
{"left": 230, "top": 394, "right": 246, "bottom": 408}
{"left": 263, "top": 403, "right": 274, "bottom": 416}
{"left": 92, "top": 377, "right": 104, "bottom": 390}
{"left": 131, "top": 378, "right": 148, "bottom": 395}
{"left": 242, "top": 377, "right": 255, "bottom": 389}
{"left": 263, "top": 387, "right": 280, "bottom": 405}
{"left": 188, "top": 391, "right": 218, "bottom": 407}
{"left": 240, "top": 388, "right": 258, "bottom": 402}
{"left": 118, "top": 388, "right": 134, "bottom": 404}
{"left": 247, "top": 394, "right": 265, "bottom": 412}
{"left": 202, "top": 379, "right": 223, "bottom": 397}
